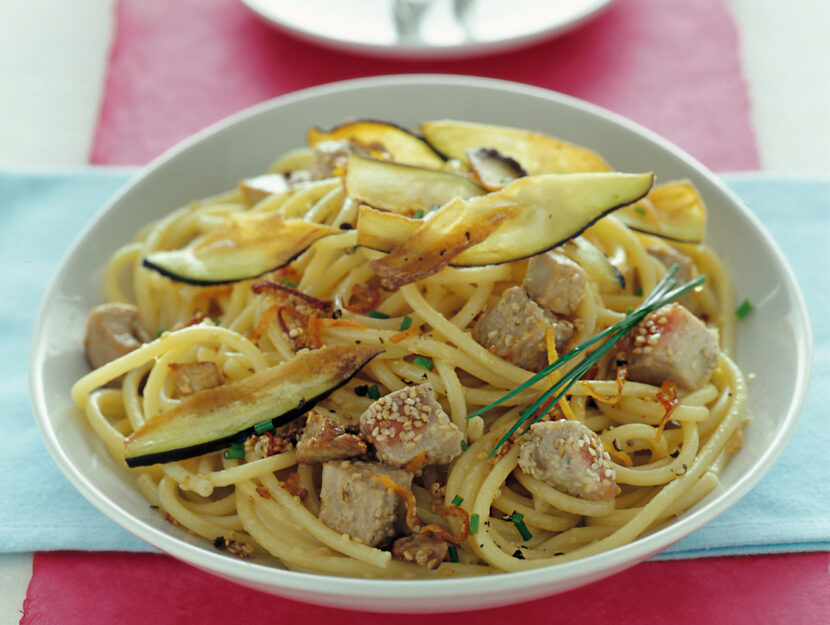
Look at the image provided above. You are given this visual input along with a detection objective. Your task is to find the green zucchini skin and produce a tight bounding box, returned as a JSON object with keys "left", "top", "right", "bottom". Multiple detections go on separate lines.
{"left": 124, "top": 345, "right": 382, "bottom": 467}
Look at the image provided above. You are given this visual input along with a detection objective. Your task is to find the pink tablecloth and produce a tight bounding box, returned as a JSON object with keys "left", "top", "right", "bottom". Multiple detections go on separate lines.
{"left": 91, "top": 0, "right": 758, "bottom": 171}
{"left": 24, "top": 0, "right": 828, "bottom": 622}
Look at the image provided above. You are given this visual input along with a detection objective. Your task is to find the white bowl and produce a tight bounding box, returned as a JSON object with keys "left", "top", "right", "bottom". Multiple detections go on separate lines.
{"left": 29, "top": 75, "right": 812, "bottom": 613}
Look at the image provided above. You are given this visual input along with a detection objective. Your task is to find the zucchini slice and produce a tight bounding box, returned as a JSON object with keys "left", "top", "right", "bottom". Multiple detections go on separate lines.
{"left": 359, "top": 172, "right": 653, "bottom": 288}
{"left": 143, "top": 211, "right": 340, "bottom": 285}
{"left": 615, "top": 180, "right": 706, "bottom": 243}
{"left": 124, "top": 344, "right": 382, "bottom": 467}
{"left": 308, "top": 120, "right": 446, "bottom": 169}
{"left": 345, "top": 153, "right": 484, "bottom": 216}
{"left": 421, "top": 120, "right": 611, "bottom": 175}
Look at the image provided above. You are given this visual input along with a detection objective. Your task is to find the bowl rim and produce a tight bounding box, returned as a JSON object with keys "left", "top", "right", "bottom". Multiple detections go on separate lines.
{"left": 29, "top": 74, "right": 813, "bottom": 605}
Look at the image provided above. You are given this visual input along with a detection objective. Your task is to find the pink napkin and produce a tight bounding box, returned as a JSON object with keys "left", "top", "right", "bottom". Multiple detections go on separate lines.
{"left": 22, "top": 551, "right": 830, "bottom": 623}
{"left": 91, "top": 0, "right": 758, "bottom": 171}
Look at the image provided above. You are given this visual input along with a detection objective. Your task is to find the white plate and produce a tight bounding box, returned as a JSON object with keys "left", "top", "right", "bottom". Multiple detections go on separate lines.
{"left": 29, "top": 75, "right": 812, "bottom": 613}
{"left": 241, "top": 0, "right": 614, "bottom": 58}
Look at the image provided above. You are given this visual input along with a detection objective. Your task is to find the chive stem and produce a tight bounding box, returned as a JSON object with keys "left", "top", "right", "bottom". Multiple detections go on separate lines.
{"left": 479, "top": 267, "right": 705, "bottom": 458}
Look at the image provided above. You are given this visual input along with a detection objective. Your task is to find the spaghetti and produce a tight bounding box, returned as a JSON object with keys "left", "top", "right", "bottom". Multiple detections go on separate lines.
{"left": 71, "top": 120, "right": 747, "bottom": 578}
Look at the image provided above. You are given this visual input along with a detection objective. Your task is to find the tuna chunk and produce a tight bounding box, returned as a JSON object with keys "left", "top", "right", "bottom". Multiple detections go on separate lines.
{"left": 647, "top": 245, "right": 696, "bottom": 284}
{"left": 318, "top": 460, "right": 412, "bottom": 547}
{"left": 518, "top": 420, "right": 617, "bottom": 501}
{"left": 472, "top": 286, "right": 574, "bottom": 372}
{"left": 84, "top": 303, "right": 150, "bottom": 373}
{"left": 360, "top": 384, "right": 462, "bottom": 468}
{"left": 523, "top": 251, "right": 587, "bottom": 316}
{"left": 626, "top": 302, "right": 718, "bottom": 390}
{"left": 169, "top": 361, "right": 222, "bottom": 396}
{"left": 311, "top": 140, "right": 352, "bottom": 179}
{"left": 392, "top": 533, "right": 448, "bottom": 570}
{"left": 296, "top": 410, "right": 367, "bottom": 463}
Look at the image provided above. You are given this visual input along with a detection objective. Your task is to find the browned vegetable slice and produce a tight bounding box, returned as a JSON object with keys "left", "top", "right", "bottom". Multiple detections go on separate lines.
{"left": 124, "top": 345, "right": 382, "bottom": 467}
{"left": 467, "top": 147, "right": 528, "bottom": 190}
{"left": 421, "top": 120, "right": 610, "bottom": 174}
{"left": 615, "top": 180, "right": 707, "bottom": 243}
{"left": 143, "top": 211, "right": 340, "bottom": 285}
{"left": 370, "top": 195, "right": 515, "bottom": 289}
{"left": 345, "top": 153, "right": 484, "bottom": 216}
{"left": 238, "top": 172, "right": 311, "bottom": 206}
{"left": 560, "top": 236, "right": 626, "bottom": 290}
{"left": 358, "top": 172, "right": 653, "bottom": 288}
{"left": 308, "top": 120, "right": 446, "bottom": 169}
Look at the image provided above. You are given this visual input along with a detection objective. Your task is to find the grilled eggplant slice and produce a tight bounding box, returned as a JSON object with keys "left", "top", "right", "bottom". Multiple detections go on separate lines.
{"left": 362, "top": 172, "right": 654, "bottom": 288}
{"left": 421, "top": 120, "right": 610, "bottom": 175}
{"left": 143, "top": 211, "right": 340, "bottom": 285}
{"left": 124, "top": 344, "right": 382, "bottom": 467}
{"left": 308, "top": 120, "right": 446, "bottom": 169}
{"left": 345, "top": 153, "right": 484, "bottom": 216}
{"left": 560, "top": 236, "right": 626, "bottom": 290}
{"left": 467, "top": 147, "right": 528, "bottom": 191}
{"left": 615, "top": 180, "right": 707, "bottom": 243}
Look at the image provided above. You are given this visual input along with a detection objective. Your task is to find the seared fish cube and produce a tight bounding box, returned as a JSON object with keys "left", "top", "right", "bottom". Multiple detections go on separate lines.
{"left": 296, "top": 410, "right": 367, "bottom": 463}
{"left": 392, "top": 533, "right": 448, "bottom": 570}
{"left": 360, "top": 383, "right": 462, "bottom": 467}
{"left": 84, "top": 303, "right": 150, "bottom": 384}
{"left": 472, "top": 286, "right": 574, "bottom": 372}
{"left": 523, "top": 251, "right": 587, "bottom": 316}
{"left": 318, "top": 460, "right": 412, "bottom": 547}
{"left": 626, "top": 302, "right": 718, "bottom": 390}
{"left": 518, "top": 420, "right": 617, "bottom": 501}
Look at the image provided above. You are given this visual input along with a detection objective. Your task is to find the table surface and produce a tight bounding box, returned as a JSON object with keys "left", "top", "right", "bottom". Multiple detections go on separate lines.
{"left": 2, "top": 0, "right": 828, "bottom": 622}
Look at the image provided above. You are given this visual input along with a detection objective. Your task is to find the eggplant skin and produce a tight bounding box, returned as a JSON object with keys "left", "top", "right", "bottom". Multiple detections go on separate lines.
{"left": 124, "top": 345, "right": 382, "bottom": 467}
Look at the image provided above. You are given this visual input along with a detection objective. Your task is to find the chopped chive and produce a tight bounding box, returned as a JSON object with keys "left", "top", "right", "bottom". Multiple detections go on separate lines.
{"left": 635, "top": 204, "right": 646, "bottom": 216}
{"left": 210, "top": 317, "right": 222, "bottom": 325}
{"left": 635, "top": 286, "right": 643, "bottom": 297}
{"left": 413, "top": 355, "right": 434, "bottom": 371}
{"left": 470, "top": 513, "right": 480, "bottom": 535}
{"left": 367, "top": 384, "right": 381, "bottom": 400}
{"left": 155, "top": 328, "right": 167, "bottom": 339}
{"left": 429, "top": 203, "right": 439, "bottom": 212}
{"left": 368, "top": 309, "right": 390, "bottom": 319}
{"left": 281, "top": 278, "right": 298, "bottom": 288}
{"left": 399, "top": 315, "right": 413, "bottom": 331}
{"left": 413, "top": 208, "right": 425, "bottom": 219}
{"left": 460, "top": 440, "right": 469, "bottom": 452}
{"left": 223, "top": 443, "right": 245, "bottom": 460}
{"left": 254, "top": 419, "right": 275, "bottom": 435}
{"left": 448, "top": 545, "right": 459, "bottom": 562}
{"left": 451, "top": 495, "right": 464, "bottom": 507}
{"left": 354, "top": 384, "right": 369, "bottom": 397}
{"left": 735, "top": 299, "right": 753, "bottom": 319}
{"left": 512, "top": 512, "right": 533, "bottom": 541}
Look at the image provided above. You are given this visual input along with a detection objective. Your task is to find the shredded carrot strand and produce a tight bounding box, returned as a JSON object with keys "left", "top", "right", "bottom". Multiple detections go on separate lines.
{"left": 370, "top": 474, "right": 419, "bottom": 532}
{"left": 544, "top": 327, "right": 577, "bottom": 420}
{"left": 315, "top": 318, "right": 367, "bottom": 329}
{"left": 250, "top": 305, "right": 279, "bottom": 343}
{"left": 306, "top": 311, "right": 322, "bottom": 349}
{"left": 403, "top": 451, "right": 427, "bottom": 473}
{"left": 389, "top": 326, "right": 422, "bottom": 344}
{"left": 602, "top": 441, "right": 634, "bottom": 467}
{"left": 655, "top": 381, "right": 680, "bottom": 441}
{"left": 343, "top": 283, "right": 381, "bottom": 314}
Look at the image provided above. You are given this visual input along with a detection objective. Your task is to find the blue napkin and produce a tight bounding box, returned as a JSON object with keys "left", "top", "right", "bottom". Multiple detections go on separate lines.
{"left": 2, "top": 169, "right": 827, "bottom": 556}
